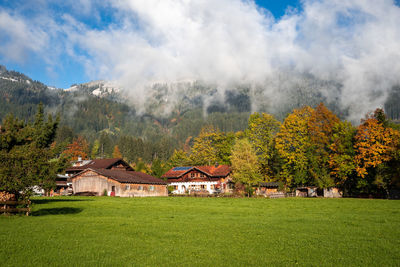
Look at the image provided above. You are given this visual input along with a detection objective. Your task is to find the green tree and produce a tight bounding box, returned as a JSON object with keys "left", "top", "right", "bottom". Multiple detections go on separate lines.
{"left": 230, "top": 138, "right": 263, "bottom": 196}
{"left": 328, "top": 120, "right": 357, "bottom": 190}
{"left": 151, "top": 158, "right": 169, "bottom": 178}
{"left": 190, "top": 126, "right": 234, "bottom": 165}
{"left": 0, "top": 106, "right": 66, "bottom": 199}
{"left": 168, "top": 149, "right": 190, "bottom": 167}
{"left": 246, "top": 112, "right": 280, "bottom": 178}
{"left": 91, "top": 139, "right": 100, "bottom": 159}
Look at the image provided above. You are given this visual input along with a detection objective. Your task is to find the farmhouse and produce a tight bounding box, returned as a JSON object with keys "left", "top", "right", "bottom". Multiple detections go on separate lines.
{"left": 71, "top": 168, "right": 167, "bottom": 197}
{"left": 162, "top": 165, "right": 233, "bottom": 194}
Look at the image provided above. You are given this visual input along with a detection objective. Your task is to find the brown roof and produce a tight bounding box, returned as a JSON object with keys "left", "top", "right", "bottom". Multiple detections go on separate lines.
{"left": 56, "top": 181, "right": 68, "bottom": 186}
{"left": 66, "top": 158, "right": 131, "bottom": 172}
{"left": 73, "top": 168, "right": 167, "bottom": 185}
{"left": 162, "top": 165, "right": 231, "bottom": 179}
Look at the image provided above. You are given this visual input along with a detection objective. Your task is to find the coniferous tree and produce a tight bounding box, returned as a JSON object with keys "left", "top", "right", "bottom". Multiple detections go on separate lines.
{"left": 0, "top": 105, "right": 67, "bottom": 199}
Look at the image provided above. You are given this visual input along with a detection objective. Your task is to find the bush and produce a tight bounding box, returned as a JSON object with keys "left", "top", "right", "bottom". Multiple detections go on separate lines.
{"left": 103, "top": 189, "right": 108, "bottom": 196}
{"left": 167, "top": 186, "right": 175, "bottom": 194}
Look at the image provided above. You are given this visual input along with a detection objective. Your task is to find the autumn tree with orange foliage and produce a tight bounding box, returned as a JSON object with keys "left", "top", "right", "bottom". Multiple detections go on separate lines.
{"left": 112, "top": 145, "right": 122, "bottom": 158}
{"left": 62, "top": 136, "right": 89, "bottom": 161}
{"left": 307, "top": 103, "right": 340, "bottom": 187}
{"left": 354, "top": 110, "right": 400, "bottom": 178}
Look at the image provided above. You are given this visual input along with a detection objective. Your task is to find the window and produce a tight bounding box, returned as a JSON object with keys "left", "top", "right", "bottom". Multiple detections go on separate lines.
{"left": 190, "top": 173, "right": 195, "bottom": 178}
{"left": 200, "top": 173, "right": 204, "bottom": 178}
{"left": 138, "top": 185, "right": 143, "bottom": 191}
{"left": 149, "top": 185, "right": 155, "bottom": 191}
{"left": 201, "top": 185, "right": 206, "bottom": 189}
{"left": 125, "top": 185, "right": 130, "bottom": 190}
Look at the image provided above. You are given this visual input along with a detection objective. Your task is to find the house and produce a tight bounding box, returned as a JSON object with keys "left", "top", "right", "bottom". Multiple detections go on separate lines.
{"left": 162, "top": 165, "right": 233, "bottom": 194}
{"left": 65, "top": 158, "right": 133, "bottom": 177}
{"left": 71, "top": 168, "right": 167, "bottom": 197}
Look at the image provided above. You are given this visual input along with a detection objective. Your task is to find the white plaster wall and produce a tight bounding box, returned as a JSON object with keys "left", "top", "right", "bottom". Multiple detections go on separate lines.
{"left": 170, "top": 181, "right": 218, "bottom": 194}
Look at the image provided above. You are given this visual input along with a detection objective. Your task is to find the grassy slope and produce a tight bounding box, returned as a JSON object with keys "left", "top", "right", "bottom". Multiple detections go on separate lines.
{"left": 0, "top": 197, "right": 399, "bottom": 266}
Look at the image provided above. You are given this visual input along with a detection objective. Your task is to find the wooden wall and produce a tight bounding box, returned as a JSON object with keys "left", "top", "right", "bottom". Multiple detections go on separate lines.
{"left": 72, "top": 171, "right": 167, "bottom": 197}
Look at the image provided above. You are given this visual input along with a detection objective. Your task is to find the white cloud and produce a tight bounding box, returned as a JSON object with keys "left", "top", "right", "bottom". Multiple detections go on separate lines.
{"left": 1, "top": 0, "right": 400, "bottom": 120}
{"left": 0, "top": 11, "right": 49, "bottom": 62}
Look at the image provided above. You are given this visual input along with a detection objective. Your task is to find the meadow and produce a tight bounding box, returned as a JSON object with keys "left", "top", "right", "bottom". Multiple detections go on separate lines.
{"left": 0, "top": 197, "right": 399, "bottom": 266}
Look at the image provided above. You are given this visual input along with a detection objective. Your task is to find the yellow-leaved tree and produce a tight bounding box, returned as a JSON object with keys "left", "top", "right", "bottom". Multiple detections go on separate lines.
{"left": 230, "top": 138, "right": 263, "bottom": 196}
{"left": 275, "top": 106, "right": 314, "bottom": 188}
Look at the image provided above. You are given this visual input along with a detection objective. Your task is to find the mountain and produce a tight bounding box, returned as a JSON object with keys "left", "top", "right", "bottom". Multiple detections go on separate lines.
{"left": 0, "top": 65, "right": 61, "bottom": 120}
{"left": 65, "top": 80, "right": 122, "bottom": 99}
{"left": 1, "top": 64, "right": 399, "bottom": 163}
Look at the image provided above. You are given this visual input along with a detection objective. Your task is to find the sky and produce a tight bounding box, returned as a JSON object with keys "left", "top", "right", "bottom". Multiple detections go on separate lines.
{"left": 1, "top": 0, "right": 400, "bottom": 120}
{"left": 0, "top": 0, "right": 301, "bottom": 88}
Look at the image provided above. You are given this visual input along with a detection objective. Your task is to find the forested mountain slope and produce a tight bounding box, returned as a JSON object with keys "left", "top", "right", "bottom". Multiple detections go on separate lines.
{"left": 1, "top": 64, "right": 399, "bottom": 163}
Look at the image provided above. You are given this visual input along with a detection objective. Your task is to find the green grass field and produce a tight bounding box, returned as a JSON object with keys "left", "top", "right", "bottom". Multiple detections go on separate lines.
{"left": 0, "top": 197, "right": 399, "bottom": 266}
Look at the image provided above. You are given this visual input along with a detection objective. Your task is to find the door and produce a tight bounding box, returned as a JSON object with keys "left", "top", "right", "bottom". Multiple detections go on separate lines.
{"left": 111, "top": 186, "right": 116, "bottom": 196}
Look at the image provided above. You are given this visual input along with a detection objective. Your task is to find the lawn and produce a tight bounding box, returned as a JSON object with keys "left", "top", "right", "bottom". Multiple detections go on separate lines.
{"left": 0, "top": 197, "right": 399, "bottom": 266}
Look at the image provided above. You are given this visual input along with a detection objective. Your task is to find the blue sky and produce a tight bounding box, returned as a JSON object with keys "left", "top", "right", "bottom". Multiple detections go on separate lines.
{"left": 0, "top": 0, "right": 301, "bottom": 88}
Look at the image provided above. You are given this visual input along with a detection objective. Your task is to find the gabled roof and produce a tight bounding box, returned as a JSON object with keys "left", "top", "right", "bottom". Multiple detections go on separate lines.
{"left": 259, "top": 182, "right": 279, "bottom": 188}
{"left": 162, "top": 165, "right": 231, "bottom": 179}
{"left": 66, "top": 158, "right": 132, "bottom": 172}
{"left": 72, "top": 168, "right": 167, "bottom": 185}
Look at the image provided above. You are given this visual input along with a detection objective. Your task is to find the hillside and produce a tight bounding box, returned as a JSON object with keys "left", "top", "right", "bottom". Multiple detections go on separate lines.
{"left": 1, "top": 64, "right": 399, "bottom": 162}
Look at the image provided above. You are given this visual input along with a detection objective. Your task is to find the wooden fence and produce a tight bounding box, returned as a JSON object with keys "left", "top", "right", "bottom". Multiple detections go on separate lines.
{"left": 0, "top": 200, "right": 31, "bottom": 216}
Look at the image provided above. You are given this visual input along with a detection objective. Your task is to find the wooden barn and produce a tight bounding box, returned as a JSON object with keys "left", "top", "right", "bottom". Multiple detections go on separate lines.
{"left": 71, "top": 168, "right": 167, "bottom": 197}
{"left": 162, "top": 165, "right": 233, "bottom": 194}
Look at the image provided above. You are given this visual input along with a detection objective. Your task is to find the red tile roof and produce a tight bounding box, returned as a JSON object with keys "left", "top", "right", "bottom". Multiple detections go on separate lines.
{"left": 73, "top": 168, "right": 167, "bottom": 185}
{"left": 66, "top": 158, "right": 132, "bottom": 172}
{"left": 162, "top": 165, "right": 231, "bottom": 178}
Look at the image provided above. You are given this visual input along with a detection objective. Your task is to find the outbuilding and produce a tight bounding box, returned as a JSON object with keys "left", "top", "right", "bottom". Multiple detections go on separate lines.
{"left": 71, "top": 168, "right": 167, "bottom": 197}
{"left": 296, "top": 186, "right": 318, "bottom": 197}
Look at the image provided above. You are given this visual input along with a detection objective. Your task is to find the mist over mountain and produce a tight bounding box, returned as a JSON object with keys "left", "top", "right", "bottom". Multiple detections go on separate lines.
{"left": 1, "top": 63, "right": 400, "bottom": 164}
{"left": 1, "top": 0, "right": 400, "bottom": 123}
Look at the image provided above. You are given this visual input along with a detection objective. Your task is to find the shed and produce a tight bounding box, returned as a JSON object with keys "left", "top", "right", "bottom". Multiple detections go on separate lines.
{"left": 323, "top": 187, "right": 342, "bottom": 198}
{"left": 256, "top": 182, "right": 281, "bottom": 196}
{"left": 296, "top": 186, "right": 318, "bottom": 197}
